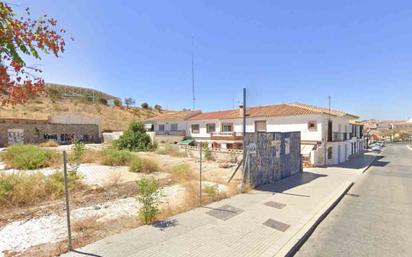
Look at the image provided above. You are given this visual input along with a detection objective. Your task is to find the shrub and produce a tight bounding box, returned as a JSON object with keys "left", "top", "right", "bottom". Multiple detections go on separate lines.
{"left": 156, "top": 144, "right": 186, "bottom": 157}
{"left": 101, "top": 148, "right": 133, "bottom": 166}
{"left": 203, "top": 146, "right": 213, "bottom": 161}
{"left": 137, "top": 177, "right": 162, "bottom": 224}
{"left": 114, "top": 99, "right": 122, "bottom": 107}
{"left": 168, "top": 163, "right": 194, "bottom": 183}
{"left": 141, "top": 102, "right": 149, "bottom": 109}
{"left": 154, "top": 104, "right": 162, "bottom": 111}
{"left": 129, "top": 157, "right": 160, "bottom": 173}
{"left": 3, "top": 144, "right": 59, "bottom": 170}
{"left": 39, "top": 140, "right": 59, "bottom": 147}
{"left": 114, "top": 121, "right": 153, "bottom": 151}
{"left": 68, "top": 140, "right": 85, "bottom": 172}
{"left": 98, "top": 98, "right": 108, "bottom": 105}
{"left": 0, "top": 171, "right": 83, "bottom": 207}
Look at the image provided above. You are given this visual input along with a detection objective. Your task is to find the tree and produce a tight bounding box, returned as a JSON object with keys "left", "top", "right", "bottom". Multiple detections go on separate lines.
{"left": 124, "top": 97, "right": 135, "bottom": 108}
{"left": 0, "top": 3, "right": 67, "bottom": 105}
{"left": 141, "top": 102, "right": 149, "bottom": 109}
{"left": 154, "top": 104, "right": 162, "bottom": 111}
{"left": 114, "top": 120, "right": 153, "bottom": 151}
{"left": 114, "top": 98, "right": 122, "bottom": 107}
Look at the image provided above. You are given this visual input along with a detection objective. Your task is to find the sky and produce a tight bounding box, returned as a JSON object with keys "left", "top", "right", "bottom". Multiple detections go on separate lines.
{"left": 9, "top": 0, "right": 412, "bottom": 120}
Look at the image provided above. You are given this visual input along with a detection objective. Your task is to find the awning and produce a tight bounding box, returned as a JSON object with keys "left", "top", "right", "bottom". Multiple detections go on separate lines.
{"left": 301, "top": 144, "right": 315, "bottom": 156}
{"left": 178, "top": 139, "right": 194, "bottom": 145}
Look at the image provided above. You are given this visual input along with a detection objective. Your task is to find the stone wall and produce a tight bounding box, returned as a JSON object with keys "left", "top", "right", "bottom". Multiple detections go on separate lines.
{"left": 244, "top": 131, "right": 302, "bottom": 187}
{"left": 0, "top": 119, "right": 100, "bottom": 146}
{"left": 178, "top": 145, "right": 243, "bottom": 162}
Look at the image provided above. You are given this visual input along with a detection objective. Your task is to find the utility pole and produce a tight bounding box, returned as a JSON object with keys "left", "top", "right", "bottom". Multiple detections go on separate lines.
{"left": 191, "top": 35, "right": 196, "bottom": 110}
{"left": 241, "top": 88, "right": 247, "bottom": 192}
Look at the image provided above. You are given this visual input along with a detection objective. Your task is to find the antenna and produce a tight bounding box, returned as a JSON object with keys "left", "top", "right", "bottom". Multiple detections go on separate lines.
{"left": 191, "top": 35, "right": 196, "bottom": 110}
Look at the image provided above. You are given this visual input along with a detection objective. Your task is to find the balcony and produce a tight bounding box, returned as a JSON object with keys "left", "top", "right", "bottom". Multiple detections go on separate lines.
{"left": 329, "top": 132, "right": 352, "bottom": 142}
{"left": 156, "top": 130, "right": 186, "bottom": 136}
{"left": 210, "top": 132, "right": 243, "bottom": 141}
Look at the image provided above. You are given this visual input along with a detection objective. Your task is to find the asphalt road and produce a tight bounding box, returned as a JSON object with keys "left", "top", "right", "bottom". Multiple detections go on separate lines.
{"left": 295, "top": 144, "right": 412, "bottom": 257}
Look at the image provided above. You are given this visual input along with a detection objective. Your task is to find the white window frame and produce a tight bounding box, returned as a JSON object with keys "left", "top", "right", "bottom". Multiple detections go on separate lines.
{"left": 206, "top": 123, "right": 216, "bottom": 133}
{"left": 191, "top": 124, "right": 200, "bottom": 134}
{"left": 221, "top": 123, "right": 233, "bottom": 132}
{"left": 255, "top": 120, "right": 267, "bottom": 132}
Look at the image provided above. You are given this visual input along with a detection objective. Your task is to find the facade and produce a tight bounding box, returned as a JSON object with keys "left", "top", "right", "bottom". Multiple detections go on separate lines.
{"left": 145, "top": 111, "right": 201, "bottom": 144}
{"left": 145, "top": 103, "right": 364, "bottom": 166}
{"left": 0, "top": 113, "right": 101, "bottom": 146}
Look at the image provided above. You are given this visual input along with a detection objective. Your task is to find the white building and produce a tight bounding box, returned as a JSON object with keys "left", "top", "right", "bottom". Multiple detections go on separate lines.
{"left": 145, "top": 103, "right": 364, "bottom": 166}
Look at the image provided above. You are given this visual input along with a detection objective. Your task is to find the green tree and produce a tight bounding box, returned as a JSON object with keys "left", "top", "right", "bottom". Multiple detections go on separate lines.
{"left": 115, "top": 121, "right": 152, "bottom": 151}
{"left": 141, "top": 102, "right": 149, "bottom": 109}
{"left": 137, "top": 177, "right": 162, "bottom": 224}
{"left": 154, "top": 104, "right": 162, "bottom": 111}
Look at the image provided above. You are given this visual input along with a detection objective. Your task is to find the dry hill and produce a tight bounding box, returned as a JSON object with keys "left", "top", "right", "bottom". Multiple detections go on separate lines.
{"left": 0, "top": 84, "right": 171, "bottom": 131}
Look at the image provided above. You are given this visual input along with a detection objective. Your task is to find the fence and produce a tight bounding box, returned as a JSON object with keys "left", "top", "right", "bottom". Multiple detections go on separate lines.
{"left": 0, "top": 142, "right": 243, "bottom": 256}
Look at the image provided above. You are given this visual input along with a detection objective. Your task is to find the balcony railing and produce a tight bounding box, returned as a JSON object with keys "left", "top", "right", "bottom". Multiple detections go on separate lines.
{"left": 156, "top": 130, "right": 186, "bottom": 136}
{"left": 210, "top": 132, "right": 243, "bottom": 141}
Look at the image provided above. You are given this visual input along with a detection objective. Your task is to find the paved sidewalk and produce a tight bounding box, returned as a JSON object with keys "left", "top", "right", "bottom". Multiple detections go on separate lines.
{"left": 62, "top": 154, "right": 377, "bottom": 257}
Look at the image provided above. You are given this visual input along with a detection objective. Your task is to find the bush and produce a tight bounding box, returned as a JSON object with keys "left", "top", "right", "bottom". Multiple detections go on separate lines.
{"left": 0, "top": 171, "right": 83, "bottom": 207}
{"left": 156, "top": 144, "right": 186, "bottom": 157}
{"left": 114, "top": 99, "right": 122, "bottom": 107}
{"left": 3, "top": 144, "right": 59, "bottom": 170}
{"left": 203, "top": 146, "right": 214, "bottom": 161}
{"left": 69, "top": 140, "right": 85, "bottom": 172}
{"left": 154, "top": 104, "right": 162, "bottom": 111}
{"left": 141, "top": 102, "right": 149, "bottom": 109}
{"left": 39, "top": 140, "right": 59, "bottom": 147}
{"left": 129, "top": 157, "right": 160, "bottom": 173}
{"left": 98, "top": 98, "right": 108, "bottom": 105}
{"left": 101, "top": 148, "right": 133, "bottom": 166}
{"left": 115, "top": 121, "right": 153, "bottom": 151}
{"left": 137, "top": 177, "right": 162, "bottom": 224}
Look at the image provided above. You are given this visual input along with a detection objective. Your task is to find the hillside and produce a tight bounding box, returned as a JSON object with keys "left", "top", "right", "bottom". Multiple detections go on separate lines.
{"left": 0, "top": 84, "right": 170, "bottom": 131}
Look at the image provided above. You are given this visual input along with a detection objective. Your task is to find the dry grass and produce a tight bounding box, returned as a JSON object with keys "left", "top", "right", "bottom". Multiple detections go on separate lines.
{"left": 38, "top": 140, "right": 59, "bottom": 147}
{"left": 81, "top": 150, "right": 102, "bottom": 163}
{"left": 156, "top": 144, "right": 187, "bottom": 157}
{"left": 102, "top": 172, "right": 123, "bottom": 188}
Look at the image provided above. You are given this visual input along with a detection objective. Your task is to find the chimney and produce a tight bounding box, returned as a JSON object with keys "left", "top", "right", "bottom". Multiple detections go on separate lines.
{"left": 239, "top": 104, "right": 244, "bottom": 117}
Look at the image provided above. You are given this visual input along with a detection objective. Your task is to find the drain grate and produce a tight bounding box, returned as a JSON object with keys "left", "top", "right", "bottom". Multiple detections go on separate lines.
{"left": 263, "top": 219, "right": 290, "bottom": 232}
{"left": 206, "top": 205, "right": 244, "bottom": 221}
{"left": 264, "top": 201, "right": 286, "bottom": 209}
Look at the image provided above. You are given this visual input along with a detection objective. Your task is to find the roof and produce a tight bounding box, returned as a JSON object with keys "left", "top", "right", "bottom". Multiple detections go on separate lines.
{"left": 188, "top": 103, "right": 359, "bottom": 121}
{"left": 145, "top": 111, "right": 201, "bottom": 122}
{"left": 178, "top": 139, "right": 194, "bottom": 145}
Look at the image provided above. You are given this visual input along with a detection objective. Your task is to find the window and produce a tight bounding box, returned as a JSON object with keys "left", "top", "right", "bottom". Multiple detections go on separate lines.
{"left": 221, "top": 123, "right": 233, "bottom": 132}
{"left": 206, "top": 123, "right": 216, "bottom": 133}
{"left": 308, "top": 121, "right": 317, "bottom": 131}
{"left": 255, "top": 120, "right": 267, "bottom": 132}
{"left": 191, "top": 124, "right": 200, "bottom": 134}
{"left": 158, "top": 124, "right": 165, "bottom": 132}
{"left": 327, "top": 146, "right": 333, "bottom": 159}
{"left": 170, "top": 124, "right": 178, "bottom": 131}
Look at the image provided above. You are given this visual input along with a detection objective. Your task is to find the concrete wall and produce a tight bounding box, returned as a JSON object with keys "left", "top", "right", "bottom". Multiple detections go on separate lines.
{"left": 0, "top": 120, "right": 100, "bottom": 146}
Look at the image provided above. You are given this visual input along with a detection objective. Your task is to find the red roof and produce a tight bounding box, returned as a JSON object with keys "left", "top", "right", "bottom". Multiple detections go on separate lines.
{"left": 188, "top": 103, "right": 359, "bottom": 121}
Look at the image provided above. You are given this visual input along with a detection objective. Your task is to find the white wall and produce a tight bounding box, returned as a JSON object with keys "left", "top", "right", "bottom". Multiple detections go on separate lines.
{"left": 154, "top": 120, "right": 188, "bottom": 132}
{"left": 187, "top": 114, "right": 324, "bottom": 141}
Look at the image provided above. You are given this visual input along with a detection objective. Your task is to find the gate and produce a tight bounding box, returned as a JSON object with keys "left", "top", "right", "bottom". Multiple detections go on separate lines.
{"left": 244, "top": 131, "right": 302, "bottom": 187}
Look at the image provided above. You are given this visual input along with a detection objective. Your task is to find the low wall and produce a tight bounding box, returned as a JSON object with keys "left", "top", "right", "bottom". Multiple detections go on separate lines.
{"left": 178, "top": 145, "right": 243, "bottom": 162}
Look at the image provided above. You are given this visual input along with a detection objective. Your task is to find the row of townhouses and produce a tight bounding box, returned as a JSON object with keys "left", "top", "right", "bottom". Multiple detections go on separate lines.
{"left": 145, "top": 103, "right": 364, "bottom": 167}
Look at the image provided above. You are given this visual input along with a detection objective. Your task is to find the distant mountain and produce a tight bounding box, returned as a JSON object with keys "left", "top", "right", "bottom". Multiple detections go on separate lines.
{"left": 0, "top": 83, "right": 171, "bottom": 131}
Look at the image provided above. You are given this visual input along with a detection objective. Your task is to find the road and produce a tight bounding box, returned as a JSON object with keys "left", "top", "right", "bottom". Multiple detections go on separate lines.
{"left": 295, "top": 144, "right": 412, "bottom": 257}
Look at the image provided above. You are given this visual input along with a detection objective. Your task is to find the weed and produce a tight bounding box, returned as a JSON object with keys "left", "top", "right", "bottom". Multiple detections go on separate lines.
{"left": 130, "top": 157, "right": 160, "bottom": 173}
{"left": 204, "top": 184, "right": 219, "bottom": 201}
{"left": 39, "top": 140, "right": 59, "bottom": 147}
{"left": 156, "top": 144, "right": 186, "bottom": 157}
{"left": 101, "top": 148, "right": 133, "bottom": 166}
{"left": 2, "top": 144, "right": 60, "bottom": 169}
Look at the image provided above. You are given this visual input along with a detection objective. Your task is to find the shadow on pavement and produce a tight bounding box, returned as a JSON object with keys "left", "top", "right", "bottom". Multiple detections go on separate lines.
{"left": 70, "top": 250, "right": 102, "bottom": 257}
{"left": 152, "top": 219, "right": 178, "bottom": 231}
{"left": 255, "top": 172, "right": 327, "bottom": 196}
{"left": 330, "top": 155, "right": 386, "bottom": 169}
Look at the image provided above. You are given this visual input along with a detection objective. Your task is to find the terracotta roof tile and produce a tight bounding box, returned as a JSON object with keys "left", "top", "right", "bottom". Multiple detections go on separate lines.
{"left": 188, "top": 103, "right": 359, "bottom": 120}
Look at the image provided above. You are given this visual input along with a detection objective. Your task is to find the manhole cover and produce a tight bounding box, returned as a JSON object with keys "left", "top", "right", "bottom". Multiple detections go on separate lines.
{"left": 206, "top": 205, "right": 244, "bottom": 221}
{"left": 264, "top": 201, "right": 286, "bottom": 209}
{"left": 263, "top": 219, "right": 290, "bottom": 232}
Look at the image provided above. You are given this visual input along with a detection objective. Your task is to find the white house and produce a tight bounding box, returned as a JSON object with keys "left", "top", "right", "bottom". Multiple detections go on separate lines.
{"left": 145, "top": 103, "right": 364, "bottom": 166}
{"left": 145, "top": 110, "right": 201, "bottom": 143}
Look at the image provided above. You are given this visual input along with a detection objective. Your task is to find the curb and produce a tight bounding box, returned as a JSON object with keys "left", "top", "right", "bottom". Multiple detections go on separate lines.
{"left": 274, "top": 181, "right": 354, "bottom": 257}
{"left": 362, "top": 155, "right": 379, "bottom": 174}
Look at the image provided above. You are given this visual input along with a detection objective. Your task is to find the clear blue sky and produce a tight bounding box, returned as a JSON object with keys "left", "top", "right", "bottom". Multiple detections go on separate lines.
{"left": 11, "top": 0, "right": 412, "bottom": 120}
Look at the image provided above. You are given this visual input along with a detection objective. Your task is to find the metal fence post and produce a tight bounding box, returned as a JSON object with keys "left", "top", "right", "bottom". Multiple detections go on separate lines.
{"left": 199, "top": 143, "right": 202, "bottom": 206}
{"left": 63, "top": 151, "right": 73, "bottom": 250}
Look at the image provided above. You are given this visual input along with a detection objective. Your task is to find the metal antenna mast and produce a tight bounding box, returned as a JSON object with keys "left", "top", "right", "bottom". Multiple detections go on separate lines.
{"left": 191, "top": 36, "right": 196, "bottom": 110}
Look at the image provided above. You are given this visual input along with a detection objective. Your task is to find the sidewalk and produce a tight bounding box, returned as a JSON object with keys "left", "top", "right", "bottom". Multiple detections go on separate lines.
{"left": 62, "top": 153, "right": 377, "bottom": 257}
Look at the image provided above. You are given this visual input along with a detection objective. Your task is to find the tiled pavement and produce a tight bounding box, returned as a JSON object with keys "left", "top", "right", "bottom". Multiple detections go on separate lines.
{"left": 62, "top": 153, "right": 377, "bottom": 257}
